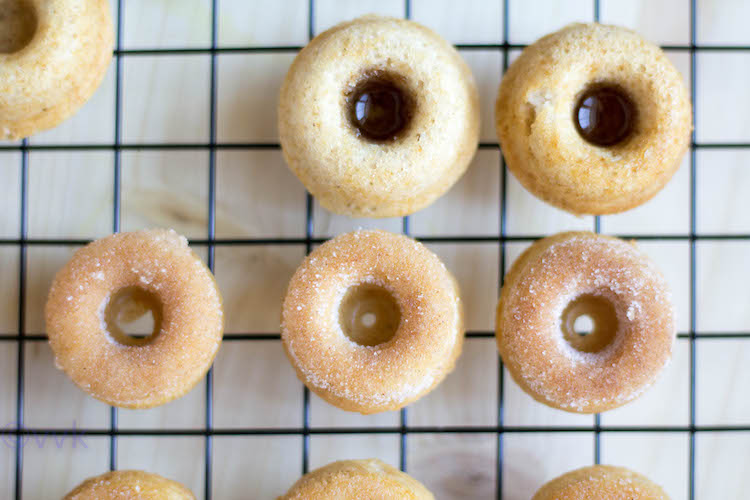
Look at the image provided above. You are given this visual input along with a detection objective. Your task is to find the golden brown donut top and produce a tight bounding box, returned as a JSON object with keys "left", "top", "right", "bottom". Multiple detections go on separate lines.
{"left": 64, "top": 470, "right": 195, "bottom": 500}
{"left": 532, "top": 465, "right": 670, "bottom": 500}
{"left": 279, "top": 459, "right": 434, "bottom": 500}
{"left": 497, "top": 232, "right": 675, "bottom": 413}
{"left": 496, "top": 23, "right": 691, "bottom": 215}
{"left": 0, "top": 0, "right": 113, "bottom": 139}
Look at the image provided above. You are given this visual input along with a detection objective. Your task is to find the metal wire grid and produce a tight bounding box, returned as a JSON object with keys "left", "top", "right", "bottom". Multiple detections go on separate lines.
{"left": 0, "top": 0, "right": 748, "bottom": 498}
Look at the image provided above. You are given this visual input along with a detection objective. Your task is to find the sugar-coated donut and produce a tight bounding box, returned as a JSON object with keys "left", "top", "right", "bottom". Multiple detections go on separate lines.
{"left": 0, "top": 0, "right": 113, "bottom": 140}
{"left": 279, "top": 15, "right": 480, "bottom": 217}
{"left": 281, "top": 230, "right": 464, "bottom": 414}
{"left": 533, "top": 465, "right": 669, "bottom": 499}
{"left": 64, "top": 470, "right": 195, "bottom": 499}
{"left": 495, "top": 23, "right": 691, "bottom": 215}
{"left": 496, "top": 232, "right": 675, "bottom": 413}
{"left": 279, "top": 459, "right": 434, "bottom": 499}
{"left": 45, "top": 229, "right": 224, "bottom": 409}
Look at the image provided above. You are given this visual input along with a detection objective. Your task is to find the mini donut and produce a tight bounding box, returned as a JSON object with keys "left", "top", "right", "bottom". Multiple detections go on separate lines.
{"left": 45, "top": 229, "right": 224, "bottom": 409}
{"left": 281, "top": 230, "right": 464, "bottom": 414}
{"left": 279, "top": 15, "right": 480, "bottom": 217}
{"left": 496, "top": 232, "right": 675, "bottom": 413}
{"left": 533, "top": 465, "right": 669, "bottom": 500}
{"left": 279, "top": 459, "right": 434, "bottom": 499}
{"left": 0, "top": 0, "right": 113, "bottom": 140}
{"left": 495, "top": 23, "right": 691, "bottom": 215}
{"left": 64, "top": 470, "right": 195, "bottom": 499}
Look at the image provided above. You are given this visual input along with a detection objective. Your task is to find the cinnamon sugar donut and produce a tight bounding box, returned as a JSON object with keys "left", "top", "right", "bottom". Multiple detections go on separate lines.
{"left": 65, "top": 470, "right": 195, "bottom": 499}
{"left": 279, "top": 15, "right": 479, "bottom": 217}
{"left": 0, "top": 0, "right": 113, "bottom": 140}
{"left": 281, "top": 230, "right": 464, "bottom": 414}
{"left": 279, "top": 459, "right": 434, "bottom": 500}
{"left": 495, "top": 23, "right": 691, "bottom": 215}
{"left": 45, "top": 229, "right": 224, "bottom": 409}
{"left": 496, "top": 232, "right": 675, "bottom": 413}
{"left": 533, "top": 465, "right": 669, "bottom": 500}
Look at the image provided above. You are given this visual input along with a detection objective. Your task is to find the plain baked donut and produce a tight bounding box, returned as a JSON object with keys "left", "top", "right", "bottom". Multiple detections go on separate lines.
{"left": 279, "top": 15, "right": 480, "bottom": 217}
{"left": 64, "top": 470, "right": 195, "bottom": 499}
{"left": 279, "top": 459, "right": 434, "bottom": 500}
{"left": 496, "top": 232, "right": 675, "bottom": 413}
{"left": 281, "top": 229, "right": 464, "bottom": 414}
{"left": 495, "top": 23, "right": 691, "bottom": 215}
{"left": 533, "top": 465, "right": 670, "bottom": 500}
{"left": 0, "top": 0, "right": 113, "bottom": 140}
{"left": 45, "top": 229, "right": 224, "bottom": 409}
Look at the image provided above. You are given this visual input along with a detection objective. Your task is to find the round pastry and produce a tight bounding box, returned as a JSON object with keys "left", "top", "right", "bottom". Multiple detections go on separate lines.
{"left": 279, "top": 15, "right": 480, "bottom": 217}
{"left": 0, "top": 0, "right": 113, "bottom": 140}
{"left": 279, "top": 459, "right": 434, "bottom": 499}
{"left": 65, "top": 470, "right": 195, "bottom": 499}
{"left": 495, "top": 23, "right": 691, "bottom": 215}
{"left": 45, "top": 229, "right": 224, "bottom": 409}
{"left": 533, "top": 465, "right": 669, "bottom": 499}
{"left": 281, "top": 229, "right": 464, "bottom": 414}
{"left": 496, "top": 232, "right": 675, "bottom": 413}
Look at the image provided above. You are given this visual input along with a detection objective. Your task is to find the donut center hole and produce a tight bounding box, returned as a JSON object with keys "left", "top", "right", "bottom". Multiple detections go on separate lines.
{"left": 347, "top": 70, "right": 415, "bottom": 142}
{"left": 104, "top": 287, "right": 163, "bottom": 346}
{"left": 339, "top": 283, "right": 401, "bottom": 346}
{"left": 561, "top": 294, "right": 618, "bottom": 353}
{"left": 0, "top": 0, "right": 38, "bottom": 53}
{"left": 574, "top": 83, "right": 636, "bottom": 147}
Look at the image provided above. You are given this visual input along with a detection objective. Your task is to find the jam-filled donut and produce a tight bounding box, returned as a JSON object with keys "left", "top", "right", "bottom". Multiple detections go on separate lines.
{"left": 279, "top": 459, "right": 434, "bottom": 499}
{"left": 496, "top": 232, "right": 675, "bottom": 413}
{"left": 46, "top": 229, "right": 224, "bottom": 409}
{"left": 0, "top": 0, "right": 113, "bottom": 140}
{"left": 65, "top": 470, "right": 195, "bottom": 499}
{"left": 533, "top": 465, "right": 669, "bottom": 500}
{"left": 281, "top": 230, "right": 464, "bottom": 414}
{"left": 496, "top": 23, "right": 691, "bottom": 215}
{"left": 279, "top": 15, "right": 480, "bottom": 217}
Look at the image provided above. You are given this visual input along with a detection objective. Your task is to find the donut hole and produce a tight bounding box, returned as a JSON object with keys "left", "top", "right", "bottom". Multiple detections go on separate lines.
{"left": 346, "top": 70, "right": 415, "bottom": 142}
{"left": 573, "top": 83, "right": 636, "bottom": 147}
{"left": 0, "top": 0, "right": 38, "bottom": 53}
{"left": 339, "top": 283, "right": 401, "bottom": 346}
{"left": 104, "top": 287, "right": 163, "bottom": 346}
{"left": 561, "top": 294, "right": 618, "bottom": 353}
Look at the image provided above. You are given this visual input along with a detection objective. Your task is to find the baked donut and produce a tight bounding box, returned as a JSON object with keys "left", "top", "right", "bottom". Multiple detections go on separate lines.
{"left": 45, "top": 229, "right": 224, "bottom": 409}
{"left": 279, "top": 459, "right": 434, "bottom": 499}
{"left": 279, "top": 15, "right": 480, "bottom": 217}
{"left": 0, "top": 0, "right": 113, "bottom": 140}
{"left": 281, "top": 230, "right": 464, "bottom": 414}
{"left": 533, "top": 465, "right": 669, "bottom": 500}
{"left": 64, "top": 470, "right": 195, "bottom": 499}
{"left": 496, "top": 232, "right": 675, "bottom": 413}
{"left": 495, "top": 23, "right": 691, "bottom": 215}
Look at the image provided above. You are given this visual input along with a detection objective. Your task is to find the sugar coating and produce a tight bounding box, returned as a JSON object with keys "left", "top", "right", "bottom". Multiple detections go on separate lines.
{"left": 496, "top": 232, "right": 676, "bottom": 414}
{"left": 279, "top": 459, "right": 434, "bottom": 500}
{"left": 496, "top": 23, "right": 692, "bottom": 215}
{"left": 281, "top": 230, "right": 464, "bottom": 414}
{"left": 0, "top": 0, "right": 113, "bottom": 140}
{"left": 532, "top": 465, "right": 670, "bottom": 499}
{"left": 45, "top": 229, "right": 225, "bottom": 410}
{"left": 279, "top": 15, "right": 480, "bottom": 217}
{"left": 64, "top": 470, "right": 195, "bottom": 499}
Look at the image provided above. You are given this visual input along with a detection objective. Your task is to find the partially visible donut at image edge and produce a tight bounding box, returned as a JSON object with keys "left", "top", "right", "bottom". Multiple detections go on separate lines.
{"left": 496, "top": 23, "right": 692, "bottom": 215}
{"left": 0, "top": 0, "right": 114, "bottom": 139}
{"left": 64, "top": 470, "right": 195, "bottom": 499}
{"left": 533, "top": 465, "right": 670, "bottom": 499}
{"left": 279, "top": 15, "right": 480, "bottom": 218}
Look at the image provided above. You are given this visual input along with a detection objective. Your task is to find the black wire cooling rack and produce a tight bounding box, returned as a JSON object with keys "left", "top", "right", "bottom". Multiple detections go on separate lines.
{"left": 2, "top": 0, "right": 750, "bottom": 498}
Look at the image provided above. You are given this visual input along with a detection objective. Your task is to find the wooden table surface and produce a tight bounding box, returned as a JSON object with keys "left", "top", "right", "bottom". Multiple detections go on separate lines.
{"left": 1, "top": 0, "right": 749, "bottom": 498}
